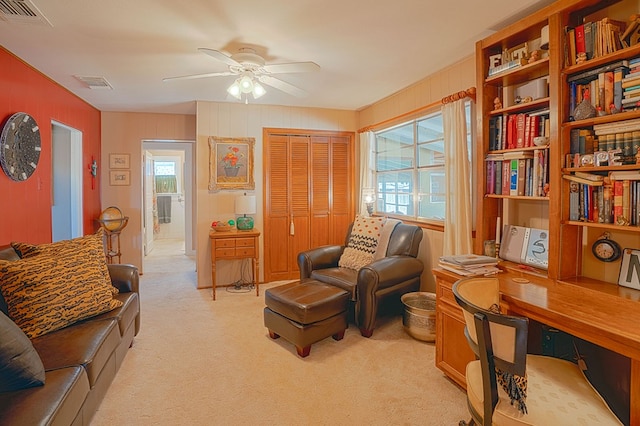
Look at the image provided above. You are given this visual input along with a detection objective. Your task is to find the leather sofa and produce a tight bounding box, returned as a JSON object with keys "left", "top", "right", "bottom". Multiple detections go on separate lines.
{"left": 0, "top": 245, "right": 140, "bottom": 426}
{"left": 298, "top": 221, "right": 424, "bottom": 337}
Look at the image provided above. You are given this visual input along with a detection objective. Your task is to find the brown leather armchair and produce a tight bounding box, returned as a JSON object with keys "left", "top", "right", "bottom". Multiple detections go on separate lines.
{"left": 297, "top": 222, "right": 424, "bottom": 337}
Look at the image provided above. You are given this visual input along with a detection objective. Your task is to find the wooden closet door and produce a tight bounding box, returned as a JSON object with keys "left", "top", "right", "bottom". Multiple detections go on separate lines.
{"left": 329, "top": 135, "right": 352, "bottom": 243}
{"left": 310, "top": 137, "right": 330, "bottom": 248}
{"left": 264, "top": 130, "right": 355, "bottom": 282}
{"left": 264, "top": 134, "right": 291, "bottom": 281}
{"left": 289, "top": 136, "right": 311, "bottom": 275}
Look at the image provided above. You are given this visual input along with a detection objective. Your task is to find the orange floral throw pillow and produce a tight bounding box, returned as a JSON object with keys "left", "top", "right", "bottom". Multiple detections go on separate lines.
{"left": 0, "top": 230, "right": 122, "bottom": 339}
{"left": 338, "top": 215, "right": 384, "bottom": 270}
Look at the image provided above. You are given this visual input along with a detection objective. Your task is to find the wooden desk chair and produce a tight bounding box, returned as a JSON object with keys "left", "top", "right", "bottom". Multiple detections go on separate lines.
{"left": 452, "top": 277, "right": 621, "bottom": 426}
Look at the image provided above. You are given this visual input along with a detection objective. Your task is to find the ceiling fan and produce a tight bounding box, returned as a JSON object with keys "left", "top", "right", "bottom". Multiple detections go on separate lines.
{"left": 163, "top": 47, "right": 320, "bottom": 98}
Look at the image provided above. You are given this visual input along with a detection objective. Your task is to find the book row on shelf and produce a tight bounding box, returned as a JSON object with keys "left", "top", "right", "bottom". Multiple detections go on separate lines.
{"left": 486, "top": 148, "right": 549, "bottom": 197}
{"left": 564, "top": 17, "right": 627, "bottom": 68}
{"left": 568, "top": 120, "right": 640, "bottom": 167}
{"left": 569, "top": 57, "right": 640, "bottom": 116}
{"left": 488, "top": 110, "right": 550, "bottom": 151}
{"left": 567, "top": 171, "right": 640, "bottom": 226}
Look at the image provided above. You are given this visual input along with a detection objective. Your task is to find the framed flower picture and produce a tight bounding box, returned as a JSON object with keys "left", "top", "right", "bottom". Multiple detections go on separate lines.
{"left": 208, "top": 136, "right": 255, "bottom": 191}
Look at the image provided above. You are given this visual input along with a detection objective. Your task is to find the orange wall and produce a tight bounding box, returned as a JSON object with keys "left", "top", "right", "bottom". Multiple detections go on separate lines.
{"left": 0, "top": 47, "right": 101, "bottom": 244}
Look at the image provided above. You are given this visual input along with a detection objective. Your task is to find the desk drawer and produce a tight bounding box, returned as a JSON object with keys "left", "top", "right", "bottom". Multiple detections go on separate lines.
{"left": 235, "top": 238, "right": 254, "bottom": 248}
{"left": 235, "top": 248, "right": 255, "bottom": 257}
{"left": 216, "top": 248, "right": 236, "bottom": 258}
{"left": 216, "top": 239, "right": 236, "bottom": 248}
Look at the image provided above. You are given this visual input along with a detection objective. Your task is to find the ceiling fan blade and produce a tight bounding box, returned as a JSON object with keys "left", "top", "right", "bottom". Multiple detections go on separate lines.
{"left": 259, "top": 75, "right": 308, "bottom": 97}
{"left": 262, "top": 61, "right": 320, "bottom": 74}
{"left": 162, "top": 71, "right": 235, "bottom": 82}
{"left": 198, "top": 48, "right": 241, "bottom": 67}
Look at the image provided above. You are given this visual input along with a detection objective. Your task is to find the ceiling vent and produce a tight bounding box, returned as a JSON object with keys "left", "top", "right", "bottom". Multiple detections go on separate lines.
{"left": 74, "top": 75, "right": 114, "bottom": 90}
{"left": 0, "top": 0, "right": 52, "bottom": 26}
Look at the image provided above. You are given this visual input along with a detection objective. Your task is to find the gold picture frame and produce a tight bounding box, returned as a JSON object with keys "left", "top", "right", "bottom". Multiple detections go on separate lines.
{"left": 208, "top": 136, "right": 255, "bottom": 191}
{"left": 109, "top": 170, "right": 130, "bottom": 186}
{"left": 109, "top": 153, "right": 130, "bottom": 169}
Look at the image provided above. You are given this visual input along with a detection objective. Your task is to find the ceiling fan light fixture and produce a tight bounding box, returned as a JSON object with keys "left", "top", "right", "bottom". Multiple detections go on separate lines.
{"left": 239, "top": 73, "right": 254, "bottom": 93}
{"left": 252, "top": 82, "right": 266, "bottom": 99}
{"left": 227, "top": 80, "right": 242, "bottom": 99}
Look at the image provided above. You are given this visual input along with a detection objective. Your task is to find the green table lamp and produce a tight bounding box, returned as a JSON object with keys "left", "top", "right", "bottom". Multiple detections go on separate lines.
{"left": 235, "top": 193, "right": 256, "bottom": 230}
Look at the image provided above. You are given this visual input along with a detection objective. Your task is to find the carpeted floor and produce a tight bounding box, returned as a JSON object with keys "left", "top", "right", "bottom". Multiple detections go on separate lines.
{"left": 91, "top": 239, "right": 468, "bottom": 425}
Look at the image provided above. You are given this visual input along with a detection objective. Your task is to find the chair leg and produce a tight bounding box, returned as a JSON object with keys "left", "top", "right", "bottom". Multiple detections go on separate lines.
{"left": 360, "top": 328, "right": 373, "bottom": 338}
{"left": 332, "top": 330, "right": 345, "bottom": 341}
{"left": 458, "top": 419, "right": 475, "bottom": 426}
{"left": 296, "top": 345, "right": 311, "bottom": 358}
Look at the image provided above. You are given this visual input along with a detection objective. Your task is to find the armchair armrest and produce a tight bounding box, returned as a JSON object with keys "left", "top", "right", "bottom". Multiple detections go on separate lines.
{"left": 357, "top": 256, "right": 424, "bottom": 293}
{"left": 107, "top": 264, "right": 139, "bottom": 294}
{"left": 356, "top": 256, "right": 424, "bottom": 336}
{"left": 297, "top": 245, "right": 345, "bottom": 279}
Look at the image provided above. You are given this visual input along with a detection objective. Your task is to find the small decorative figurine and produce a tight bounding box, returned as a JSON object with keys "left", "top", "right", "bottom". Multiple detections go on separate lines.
{"left": 576, "top": 52, "right": 588, "bottom": 64}
{"left": 493, "top": 97, "right": 502, "bottom": 110}
{"left": 573, "top": 88, "right": 597, "bottom": 120}
{"left": 528, "top": 50, "right": 540, "bottom": 63}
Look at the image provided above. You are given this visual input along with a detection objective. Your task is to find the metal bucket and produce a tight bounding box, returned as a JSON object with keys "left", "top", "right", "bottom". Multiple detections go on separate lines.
{"left": 401, "top": 292, "right": 436, "bottom": 342}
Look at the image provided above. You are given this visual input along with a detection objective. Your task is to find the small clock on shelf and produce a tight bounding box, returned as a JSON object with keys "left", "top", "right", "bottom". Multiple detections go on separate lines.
{"left": 592, "top": 232, "right": 622, "bottom": 262}
{"left": 0, "top": 112, "right": 42, "bottom": 181}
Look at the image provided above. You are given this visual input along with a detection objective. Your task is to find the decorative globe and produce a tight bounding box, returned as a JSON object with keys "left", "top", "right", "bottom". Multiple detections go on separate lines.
{"left": 99, "top": 206, "right": 128, "bottom": 232}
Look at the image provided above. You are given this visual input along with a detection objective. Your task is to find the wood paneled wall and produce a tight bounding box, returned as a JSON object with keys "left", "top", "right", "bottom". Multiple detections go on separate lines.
{"left": 0, "top": 47, "right": 101, "bottom": 245}
{"left": 357, "top": 55, "right": 477, "bottom": 292}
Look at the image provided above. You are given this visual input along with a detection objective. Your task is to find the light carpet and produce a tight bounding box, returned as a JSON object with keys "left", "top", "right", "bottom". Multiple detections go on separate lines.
{"left": 91, "top": 239, "right": 468, "bottom": 425}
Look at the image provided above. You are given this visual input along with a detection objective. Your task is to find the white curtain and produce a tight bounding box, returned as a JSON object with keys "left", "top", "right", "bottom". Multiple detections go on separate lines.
{"left": 359, "top": 131, "right": 376, "bottom": 215}
{"left": 442, "top": 100, "right": 473, "bottom": 256}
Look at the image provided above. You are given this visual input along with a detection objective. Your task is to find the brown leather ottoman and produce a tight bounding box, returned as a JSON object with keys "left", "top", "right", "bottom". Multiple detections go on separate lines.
{"left": 264, "top": 280, "right": 349, "bottom": 358}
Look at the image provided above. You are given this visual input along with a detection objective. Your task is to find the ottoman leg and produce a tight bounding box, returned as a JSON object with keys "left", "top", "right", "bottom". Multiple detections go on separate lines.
{"left": 332, "top": 330, "right": 345, "bottom": 341}
{"left": 360, "top": 328, "right": 374, "bottom": 338}
{"left": 296, "top": 345, "right": 311, "bottom": 358}
{"left": 268, "top": 330, "right": 280, "bottom": 339}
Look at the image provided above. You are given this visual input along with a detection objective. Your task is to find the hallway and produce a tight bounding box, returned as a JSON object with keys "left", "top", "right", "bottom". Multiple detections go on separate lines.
{"left": 143, "top": 238, "right": 195, "bottom": 279}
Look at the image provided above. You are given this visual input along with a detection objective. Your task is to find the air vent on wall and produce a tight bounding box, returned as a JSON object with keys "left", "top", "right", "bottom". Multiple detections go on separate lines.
{"left": 0, "top": 0, "right": 52, "bottom": 26}
{"left": 74, "top": 75, "right": 114, "bottom": 90}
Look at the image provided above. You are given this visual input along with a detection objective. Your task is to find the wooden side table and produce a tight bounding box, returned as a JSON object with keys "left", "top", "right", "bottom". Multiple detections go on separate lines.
{"left": 209, "top": 229, "right": 260, "bottom": 300}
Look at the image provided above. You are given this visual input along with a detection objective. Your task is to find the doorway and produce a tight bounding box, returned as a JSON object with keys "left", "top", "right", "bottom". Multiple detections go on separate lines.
{"left": 141, "top": 140, "right": 195, "bottom": 272}
{"left": 51, "top": 122, "right": 83, "bottom": 242}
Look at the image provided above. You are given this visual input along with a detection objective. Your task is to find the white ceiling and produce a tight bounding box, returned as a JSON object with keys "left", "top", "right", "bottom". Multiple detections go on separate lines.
{"left": 0, "top": 0, "right": 556, "bottom": 115}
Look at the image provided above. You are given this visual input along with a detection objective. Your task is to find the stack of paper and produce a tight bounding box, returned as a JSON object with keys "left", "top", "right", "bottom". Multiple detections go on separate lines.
{"left": 438, "top": 254, "right": 501, "bottom": 276}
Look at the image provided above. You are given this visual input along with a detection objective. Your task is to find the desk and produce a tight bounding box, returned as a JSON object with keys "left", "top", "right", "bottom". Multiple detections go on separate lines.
{"left": 209, "top": 229, "right": 260, "bottom": 300}
{"left": 434, "top": 267, "right": 640, "bottom": 425}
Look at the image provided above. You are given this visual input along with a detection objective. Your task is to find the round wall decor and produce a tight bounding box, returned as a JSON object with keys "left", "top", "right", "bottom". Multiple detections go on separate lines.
{"left": 0, "top": 112, "right": 42, "bottom": 181}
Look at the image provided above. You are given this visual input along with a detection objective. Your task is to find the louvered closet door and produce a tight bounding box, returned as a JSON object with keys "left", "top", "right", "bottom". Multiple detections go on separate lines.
{"left": 264, "top": 130, "right": 355, "bottom": 282}
{"left": 328, "top": 136, "right": 352, "bottom": 243}
{"left": 289, "top": 136, "right": 311, "bottom": 275}
{"left": 265, "top": 134, "right": 291, "bottom": 280}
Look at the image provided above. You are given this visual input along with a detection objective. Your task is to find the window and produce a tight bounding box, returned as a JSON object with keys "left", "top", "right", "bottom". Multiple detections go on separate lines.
{"left": 155, "top": 161, "right": 177, "bottom": 194}
{"left": 374, "top": 101, "right": 473, "bottom": 222}
{"left": 154, "top": 161, "right": 175, "bottom": 176}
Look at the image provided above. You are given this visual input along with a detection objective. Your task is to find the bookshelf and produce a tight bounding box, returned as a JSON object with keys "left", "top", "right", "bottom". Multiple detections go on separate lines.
{"left": 558, "top": 0, "right": 640, "bottom": 284}
{"left": 476, "top": 0, "right": 640, "bottom": 285}
{"left": 475, "top": 10, "right": 558, "bottom": 276}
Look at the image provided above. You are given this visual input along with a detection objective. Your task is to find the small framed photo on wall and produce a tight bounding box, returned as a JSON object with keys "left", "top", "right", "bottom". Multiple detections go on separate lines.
{"left": 110, "top": 170, "right": 130, "bottom": 186}
{"left": 109, "top": 153, "right": 130, "bottom": 169}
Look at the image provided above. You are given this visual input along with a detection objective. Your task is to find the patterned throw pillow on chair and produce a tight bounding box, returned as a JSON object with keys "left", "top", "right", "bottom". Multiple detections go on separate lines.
{"left": 338, "top": 215, "right": 384, "bottom": 270}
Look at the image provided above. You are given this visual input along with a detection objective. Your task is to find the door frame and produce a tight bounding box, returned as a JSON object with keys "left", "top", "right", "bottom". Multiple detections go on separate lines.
{"left": 51, "top": 121, "right": 83, "bottom": 241}
{"left": 141, "top": 140, "right": 196, "bottom": 260}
